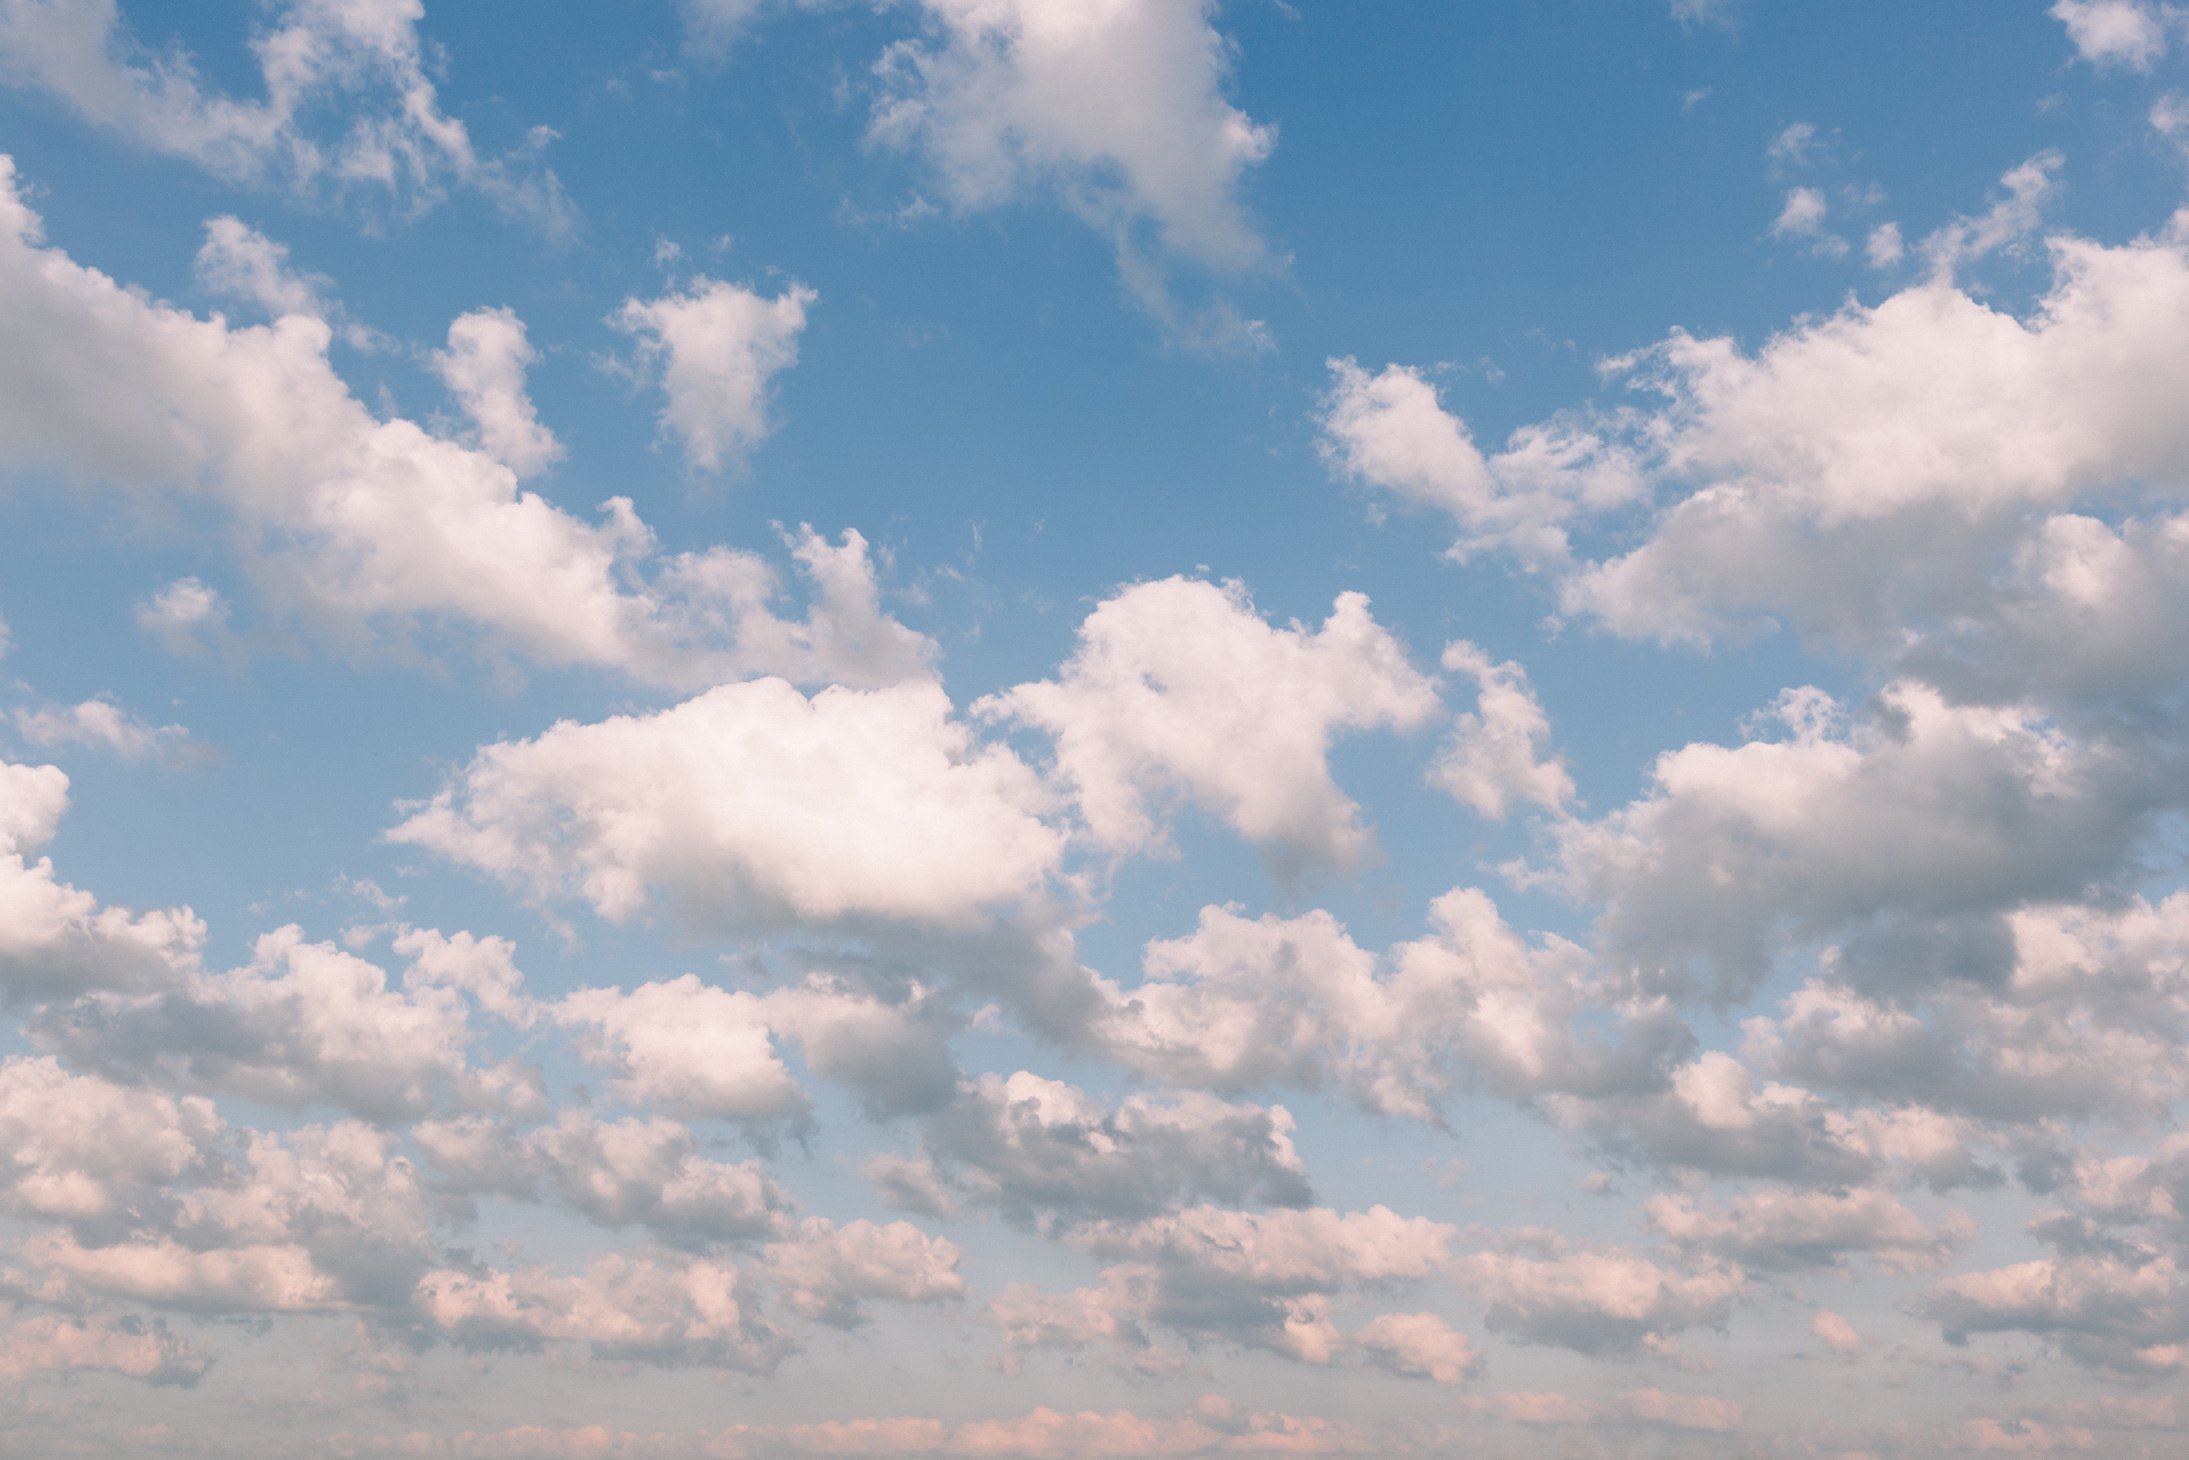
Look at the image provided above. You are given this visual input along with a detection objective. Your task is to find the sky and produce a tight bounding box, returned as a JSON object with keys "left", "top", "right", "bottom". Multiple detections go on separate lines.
{"left": 3, "top": 0, "right": 2189, "bottom": 1454}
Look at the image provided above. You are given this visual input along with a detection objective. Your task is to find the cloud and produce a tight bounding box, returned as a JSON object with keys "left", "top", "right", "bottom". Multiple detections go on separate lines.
{"left": 980, "top": 577, "right": 1438, "bottom": 872}
{"left": 33, "top": 1121, "right": 437, "bottom": 1314}
{"left": 0, "top": 0, "right": 569, "bottom": 225}
{"left": 870, "top": 0, "right": 1275, "bottom": 330}
{"left": 36, "top": 924, "right": 508, "bottom": 1124}
{"left": 1813, "top": 1308, "right": 1863, "bottom": 1357}
{"left": 1093, "top": 888, "right": 1683, "bottom": 1120}
{"left": 1000, "top": 1204, "right": 1458, "bottom": 1366}
{"left": 1318, "top": 358, "right": 1643, "bottom": 565}
{"left": 1542, "top": 682, "right": 2165, "bottom": 1001}
{"left": 899, "top": 1072, "right": 1313, "bottom": 1226}
{"left": 1354, "top": 1310, "right": 1481, "bottom": 1384}
{"left": 433, "top": 307, "right": 562, "bottom": 477}
{"left": 394, "top": 675, "right": 1061, "bottom": 935}
{"left": 1771, "top": 186, "right": 1848, "bottom": 259}
{"left": 9, "top": 696, "right": 189, "bottom": 761}
{"left": 0, "top": 760, "right": 206, "bottom": 1002}
{"left": 194, "top": 215, "right": 328, "bottom": 319}
{"left": 0, "top": 1056, "right": 221, "bottom": 1239}
{"left": 2053, "top": 1, "right": 2173, "bottom": 70}
{"left": 414, "top": 1111, "right": 795, "bottom": 1246}
{"left": 1562, "top": 174, "right": 2189, "bottom": 654}
{"left": 1455, "top": 1235, "right": 1744, "bottom": 1354}
{"left": 1430, "top": 642, "right": 1572, "bottom": 820}
{"left": 415, "top": 1249, "right": 789, "bottom": 1371}
{"left": 614, "top": 278, "right": 814, "bottom": 472}
{"left": 1645, "top": 1186, "right": 1972, "bottom": 1273}
{"left": 0, "top": 158, "right": 918, "bottom": 685}
{"left": 0, "top": 1306, "right": 209, "bottom": 1387}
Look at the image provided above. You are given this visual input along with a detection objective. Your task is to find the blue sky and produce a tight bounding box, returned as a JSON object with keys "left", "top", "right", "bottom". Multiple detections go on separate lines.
{"left": 4, "top": 1, "right": 2189, "bottom": 1455}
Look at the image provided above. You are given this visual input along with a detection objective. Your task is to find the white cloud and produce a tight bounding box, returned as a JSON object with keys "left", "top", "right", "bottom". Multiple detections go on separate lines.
{"left": 1430, "top": 642, "right": 1572, "bottom": 821}
{"left": 0, "top": 158, "right": 913, "bottom": 686}
{"left": 1095, "top": 888, "right": 1682, "bottom": 1120}
{"left": 414, "top": 1110, "right": 795, "bottom": 1245}
{"left": 1319, "top": 358, "right": 1643, "bottom": 564}
{"left": 1455, "top": 1236, "right": 1744, "bottom": 1354}
{"left": 416, "top": 1249, "right": 788, "bottom": 1370}
{"left": 394, "top": 675, "right": 1061, "bottom": 934}
{"left": 10, "top": 697, "right": 188, "bottom": 761}
{"left": 614, "top": 277, "right": 814, "bottom": 472}
{"left": 906, "top": 1072, "right": 1312, "bottom": 1225}
{"left": 2053, "top": 0, "right": 2173, "bottom": 70}
{"left": 1812, "top": 1308, "right": 1863, "bottom": 1357}
{"left": 1354, "top": 1310, "right": 1481, "bottom": 1384}
{"left": 0, "top": 0, "right": 568, "bottom": 224}
{"left": 194, "top": 215, "right": 327, "bottom": 319}
{"left": 0, "top": 1307, "right": 208, "bottom": 1386}
{"left": 869, "top": 0, "right": 1275, "bottom": 318}
{"left": 0, "top": 760, "right": 206, "bottom": 1001}
{"left": 38, "top": 924, "right": 501, "bottom": 1123}
{"left": 1645, "top": 1186, "right": 1972, "bottom": 1273}
{"left": 552, "top": 976, "right": 805, "bottom": 1127}
{"left": 433, "top": 307, "right": 561, "bottom": 477}
{"left": 1544, "top": 682, "right": 2162, "bottom": 1000}
{"left": 980, "top": 577, "right": 1438, "bottom": 872}
{"left": 1772, "top": 185, "right": 1847, "bottom": 259}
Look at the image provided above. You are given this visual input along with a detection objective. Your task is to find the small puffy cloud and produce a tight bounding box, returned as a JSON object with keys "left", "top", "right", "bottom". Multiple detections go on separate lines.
{"left": 1813, "top": 1307, "right": 1863, "bottom": 1357}
{"left": 194, "top": 216, "right": 326, "bottom": 319}
{"left": 36, "top": 1121, "right": 437, "bottom": 1314}
{"left": 135, "top": 578, "right": 232, "bottom": 658}
{"left": 1772, "top": 186, "right": 1848, "bottom": 259}
{"left": 1551, "top": 1050, "right": 1985, "bottom": 1188}
{"left": 1430, "top": 642, "right": 1572, "bottom": 820}
{"left": 1002, "top": 1204, "right": 1457, "bottom": 1365}
{"left": 11, "top": 697, "right": 189, "bottom": 761}
{"left": 980, "top": 577, "right": 1438, "bottom": 872}
{"left": 760, "top": 1217, "right": 965, "bottom": 1327}
{"left": 1319, "top": 358, "right": 1642, "bottom": 564}
{"left": 906, "top": 1072, "right": 1313, "bottom": 1226}
{"left": 552, "top": 976, "right": 805, "bottom": 1128}
{"left": 1645, "top": 1186, "right": 1972, "bottom": 1273}
{"left": 394, "top": 676, "right": 1061, "bottom": 934}
{"left": 0, "top": 760, "right": 206, "bottom": 1002}
{"left": 615, "top": 277, "right": 813, "bottom": 472}
{"left": 38, "top": 925, "right": 498, "bottom": 1124}
{"left": 433, "top": 307, "right": 561, "bottom": 477}
{"left": 415, "top": 1249, "right": 789, "bottom": 1371}
{"left": 1095, "top": 888, "right": 1681, "bottom": 1121}
{"left": 2053, "top": 0, "right": 2172, "bottom": 70}
{"left": 869, "top": 0, "right": 1275, "bottom": 324}
{"left": 414, "top": 1111, "right": 794, "bottom": 1245}
{"left": 1455, "top": 1235, "right": 1744, "bottom": 1354}
{"left": 1354, "top": 1310, "right": 1481, "bottom": 1384}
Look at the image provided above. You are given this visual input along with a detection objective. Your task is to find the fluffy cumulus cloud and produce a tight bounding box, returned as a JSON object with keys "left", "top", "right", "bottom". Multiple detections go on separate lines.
{"left": 614, "top": 278, "right": 814, "bottom": 472}
{"left": 1319, "top": 357, "right": 1642, "bottom": 563}
{"left": 393, "top": 676, "right": 1061, "bottom": 933}
{"left": 0, "top": 760, "right": 205, "bottom": 1002}
{"left": 871, "top": 0, "right": 1274, "bottom": 335}
{"left": 1093, "top": 888, "right": 1682, "bottom": 1120}
{"left": 981, "top": 577, "right": 1438, "bottom": 871}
